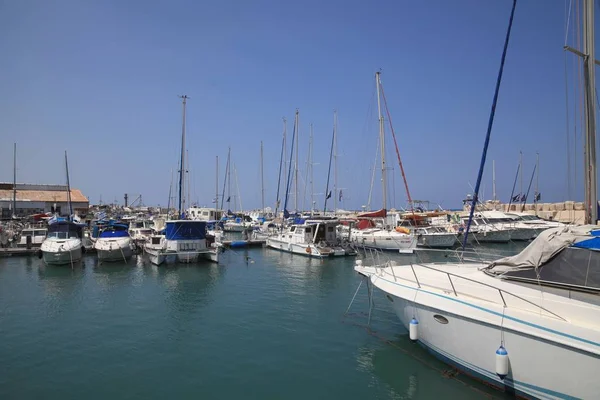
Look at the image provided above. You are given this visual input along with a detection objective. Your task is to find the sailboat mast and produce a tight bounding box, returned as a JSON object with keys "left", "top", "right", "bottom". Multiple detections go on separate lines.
{"left": 535, "top": 153, "right": 539, "bottom": 205}
{"left": 519, "top": 151, "right": 523, "bottom": 199}
{"left": 234, "top": 163, "right": 242, "bottom": 212}
{"left": 294, "top": 109, "right": 299, "bottom": 212}
{"left": 65, "top": 151, "right": 73, "bottom": 217}
{"left": 260, "top": 141, "right": 265, "bottom": 212}
{"left": 492, "top": 160, "right": 496, "bottom": 201}
{"left": 12, "top": 143, "right": 16, "bottom": 217}
{"left": 178, "top": 95, "right": 188, "bottom": 217}
{"left": 186, "top": 149, "right": 190, "bottom": 209}
{"left": 215, "top": 156, "right": 219, "bottom": 215}
{"left": 228, "top": 147, "right": 232, "bottom": 212}
{"left": 310, "top": 124, "right": 314, "bottom": 214}
{"left": 375, "top": 72, "right": 387, "bottom": 211}
{"left": 583, "top": 0, "right": 597, "bottom": 224}
{"left": 333, "top": 110, "right": 338, "bottom": 212}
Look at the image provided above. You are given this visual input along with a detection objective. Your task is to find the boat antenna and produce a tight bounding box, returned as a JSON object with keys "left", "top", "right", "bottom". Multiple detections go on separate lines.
{"left": 463, "top": 0, "right": 517, "bottom": 250}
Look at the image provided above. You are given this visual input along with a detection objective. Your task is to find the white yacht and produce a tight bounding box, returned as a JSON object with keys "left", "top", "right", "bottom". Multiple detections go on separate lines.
{"left": 266, "top": 218, "right": 355, "bottom": 257}
{"left": 94, "top": 223, "right": 133, "bottom": 262}
{"left": 223, "top": 216, "right": 255, "bottom": 232}
{"left": 413, "top": 226, "right": 457, "bottom": 248}
{"left": 355, "top": 225, "right": 600, "bottom": 399}
{"left": 475, "top": 210, "right": 536, "bottom": 241}
{"left": 162, "top": 220, "right": 219, "bottom": 264}
{"left": 505, "top": 212, "right": 564, "bottom": 237}
{"left": 40, "top": 220, "right": 84, "bottom": 265}
{"left": 144, "top": 232, "right": 167, "bottom": 265}
{"left": 461, "top": 217, "right": 511, "bottom": 243}
{"left": 18, "top": 225, "right": 47, "bottom": 247}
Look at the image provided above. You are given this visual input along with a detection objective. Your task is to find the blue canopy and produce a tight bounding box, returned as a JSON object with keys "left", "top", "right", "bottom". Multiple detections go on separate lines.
{"left": 165, "top": 221, "right": 206, "bottom": 240}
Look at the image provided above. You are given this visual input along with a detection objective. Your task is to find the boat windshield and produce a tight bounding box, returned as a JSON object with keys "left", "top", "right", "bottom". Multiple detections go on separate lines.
{"left": 47, "top": 231, "right": 79, "bottom": 239}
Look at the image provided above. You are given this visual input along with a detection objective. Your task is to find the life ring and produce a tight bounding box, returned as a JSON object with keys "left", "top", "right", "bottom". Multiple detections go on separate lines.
{"left": 306, "top": 247, "right": 312, "bottom": 254}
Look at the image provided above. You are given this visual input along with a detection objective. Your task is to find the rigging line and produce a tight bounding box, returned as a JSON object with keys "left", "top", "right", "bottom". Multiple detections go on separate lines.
{"left": 520, "top": 163, "right": 537, "bottom": 212}
{"left": 565, "top": 51, "right": 572, "bottom": 199}
{"left": 462, "top": 0, "right": 517, "bottom": 250}
{"left": 565, "top": 0, "right": 574, "bottom": 46}
{"left": 324, "top": 121, "right": 335, "bottom": 213}
{"left": 576, "top": 0, "right": 583, "bottom": 194}
{"left": 220, "top": 150, "right": 230, "bottom": 211}
{"left": 367, "top": 139, "right": 380, "bottom": 211}
{"left": 507, "top": 162, "right": 520, "bottom": 211}
{"left": 275, "top": 119, "right": 286, "bottom": 215}
{"left": 380, "top": 84, "right": 415, "bottom": 216}
{"left": 283, "top": 111, "right": 297, "bottom": 217}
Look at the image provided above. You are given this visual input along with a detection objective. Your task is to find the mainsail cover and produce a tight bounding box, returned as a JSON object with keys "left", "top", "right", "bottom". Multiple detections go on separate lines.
{"left": 486, "top": 225, "right": 600, "bottom": 273}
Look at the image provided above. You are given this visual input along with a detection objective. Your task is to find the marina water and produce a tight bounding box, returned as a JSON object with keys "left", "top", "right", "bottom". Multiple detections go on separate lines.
{"left": 0, "top": 245, "right": 525, "bottom": 399}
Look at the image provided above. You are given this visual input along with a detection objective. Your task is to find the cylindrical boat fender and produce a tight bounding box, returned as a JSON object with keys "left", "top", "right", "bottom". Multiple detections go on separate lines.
{"left": 37, "top": 249, "right": 43, "bottom": 259}
{"left": 409, "top": 318, "right": 419, "bottom": 341}
{"left": 495, "top": 345, "right": 509, "bottom": 380}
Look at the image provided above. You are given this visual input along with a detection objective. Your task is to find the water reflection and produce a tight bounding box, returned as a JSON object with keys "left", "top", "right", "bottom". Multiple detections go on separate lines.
{"left": 356, "top": 334, "right": 509, "bottom": 399}
{"left": 37, "top": 263, "right": 86, "bottom": 317}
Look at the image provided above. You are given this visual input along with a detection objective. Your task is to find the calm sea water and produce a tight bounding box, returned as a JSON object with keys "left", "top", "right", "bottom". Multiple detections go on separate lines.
{"left": 0, "top": 244, "right": 525, "bottom": 399}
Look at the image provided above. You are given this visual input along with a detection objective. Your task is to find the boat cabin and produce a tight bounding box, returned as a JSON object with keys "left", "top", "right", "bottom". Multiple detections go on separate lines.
{"left": 46, "top": 221, "right": 83, "bottom": 239}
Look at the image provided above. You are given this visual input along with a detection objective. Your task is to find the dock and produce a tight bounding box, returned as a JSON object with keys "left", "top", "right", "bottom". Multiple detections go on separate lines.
{"left": 0, "top": 247, "right": 40, "bottom": 257}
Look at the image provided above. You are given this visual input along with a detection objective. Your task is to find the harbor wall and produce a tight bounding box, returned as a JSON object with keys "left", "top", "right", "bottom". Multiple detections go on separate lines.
{"left": 469, "top": 201, "right": 586, "bottom": 224}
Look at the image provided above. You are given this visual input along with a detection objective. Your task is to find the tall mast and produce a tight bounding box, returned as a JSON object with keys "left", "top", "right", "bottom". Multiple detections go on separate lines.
{"left": 294, "top": 109, "right": 299, "bottom": 212}
{"left": 535, "top": 153, "right": 539, "bottom": 207}
{"left": 215, "top": 155, "right": 219, "bottom": 215}
{"left": 260, "top": 141, "right": 265, "bottom": 212}
{"left": 583, "top": 0, "right": 597, "bottom": 223}
{"left": 12, "top": 143, "right": 16, "bottom": 218}
{"left": 186, "top": 149, "right": 191, "bottom": 208}
{"left": 177, "top": 95, "right": 188, "bottom": 218}
{"left": 65, "top": 151, "right": 73, "bottom": 217}
{"left": 519, "top": 151, "right": 523, "bottom": 199}
{"left": 310, "top": 124, "right": 314, "bottom": 214}
{"left": 492, "top": 159, "right": 496, "bottom": 201}
{"left": 228, "top": 147, "right": 232, "bottom": 212}
{"left": 275, "top": 118, "right": 286, "bottom": 216}
{"left": 234, "top": 163, "right": 242, "bottom": 212}
{"left": 376, "top": 72, "right": 387, "bottom": 211}
{"left": 283, "top": 118, "right": 287, "bottom": 204}
{"left": 333, "top": 110, "right": 338, "bottom": 212}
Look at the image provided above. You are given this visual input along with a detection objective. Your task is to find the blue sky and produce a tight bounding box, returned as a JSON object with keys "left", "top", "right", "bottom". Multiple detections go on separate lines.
{"left": 0, "top": 0, "right": 590, "bottom": 210}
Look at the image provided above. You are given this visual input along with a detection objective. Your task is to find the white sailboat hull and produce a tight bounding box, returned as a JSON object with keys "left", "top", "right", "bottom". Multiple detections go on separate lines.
{"left": 350, "top": 229, "right": 417, "bottom": 253}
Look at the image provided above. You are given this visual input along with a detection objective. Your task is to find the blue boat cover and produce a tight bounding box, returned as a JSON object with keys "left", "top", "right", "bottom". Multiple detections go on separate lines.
{"left": 165, "top": 221, "right": 206, "bottom": 240}
{"left": 99, "top": 230, "right": 129, "bottom": 238}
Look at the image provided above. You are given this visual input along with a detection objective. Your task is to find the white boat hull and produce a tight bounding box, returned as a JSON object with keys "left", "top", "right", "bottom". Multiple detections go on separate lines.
{"left": 471, "top": 229, "right": 510, "bottom": 243}
{"left": 144, "top": 245, "right": 166, "bottom": 265}
{"left": 416, "top": 233, "right": 456, "bottom": 248}
{"left": 350, "top": 229, "right": 417, "bottom": 253}
{"left": 357, "top": 263, "right": 600, "bottom": 400}
{"left": 41, "top": 238, "right": 83, "bottom": 265}
{"left": 389, "top": 295, "right": 598, "bottom": 399}
{"left": 95, "top": 238, "right": 133, "bottom": 262}
{"left": 266, "top": 236, "right": 349, "bottom": 257}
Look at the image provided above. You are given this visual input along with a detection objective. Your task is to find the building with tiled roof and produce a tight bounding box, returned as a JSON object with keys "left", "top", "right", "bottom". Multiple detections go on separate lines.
{"left": 0, "top": 183, "right": 89, "bottom": 218}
